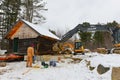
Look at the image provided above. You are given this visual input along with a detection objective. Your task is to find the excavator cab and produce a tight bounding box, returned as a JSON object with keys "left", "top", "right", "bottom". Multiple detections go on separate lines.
{"left": 74, "top": 40, "right": 84, "bottom": 55}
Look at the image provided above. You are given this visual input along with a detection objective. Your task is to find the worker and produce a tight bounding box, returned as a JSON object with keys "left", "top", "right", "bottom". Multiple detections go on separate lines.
{"left": 26, "top": 44, "right": 34, "bottom": 67}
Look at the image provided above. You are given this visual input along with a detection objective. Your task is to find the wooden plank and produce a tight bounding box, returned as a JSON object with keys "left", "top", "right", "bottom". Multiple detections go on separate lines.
{"left": 5, "top": 21, "right": 23, "bottom": 39}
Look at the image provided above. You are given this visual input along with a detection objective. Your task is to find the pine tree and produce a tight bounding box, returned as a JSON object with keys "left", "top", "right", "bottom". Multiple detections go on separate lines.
{"left": 82, "top": 22, "right": 90, "bottom": 27}
{"left": 1, "top": 0, "right": 21, "bottom": 31}
{"left": 78, "top": 32, "right": 92, "bottom": 47}
{"left": 93, "top": 31, "right": 104, "bottom": 47}
{"left": 107, "top": 21, "right": 119, "bottom": 28}
{"left": 1, "top": 0, "right": 47, "bottom": 31}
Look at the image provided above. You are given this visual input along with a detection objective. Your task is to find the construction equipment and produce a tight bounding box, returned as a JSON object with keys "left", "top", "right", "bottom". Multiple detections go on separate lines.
{"left": 74, "top": 40, "right": 84, "bottom": 54}
{"left": 53, "top": 24, "right": 120, "bottom": 54}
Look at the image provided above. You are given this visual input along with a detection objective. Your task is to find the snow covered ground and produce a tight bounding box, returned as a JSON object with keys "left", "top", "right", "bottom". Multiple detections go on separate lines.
{"left": 0, "top": 52, "right": 120, "bottom": 80}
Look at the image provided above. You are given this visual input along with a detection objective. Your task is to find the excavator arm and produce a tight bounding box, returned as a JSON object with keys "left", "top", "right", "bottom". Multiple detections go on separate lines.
{"left": 60, "top": 24, "right": 120, "bottom": 44}
{"left": 53, "top": 24, "right": 120, "bottom": 54}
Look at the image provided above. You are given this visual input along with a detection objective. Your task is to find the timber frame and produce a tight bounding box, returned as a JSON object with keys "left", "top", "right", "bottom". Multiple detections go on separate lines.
{"left": 4, "top": 19, "right": 59, "bottom": 55}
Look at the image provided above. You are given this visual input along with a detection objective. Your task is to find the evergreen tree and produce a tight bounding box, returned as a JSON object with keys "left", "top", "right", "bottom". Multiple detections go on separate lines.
{"left": 78, "top": 32, "right": 92, "bottom": 46}
{"left": 1, "top": 0, "right": 21, "bottom": 31}
{"left": 93, "top": 31, "right": 104, "bottom": 47}
{"left": 1, "top": 0, "right": 47, "bottom": 31}
{"left": 107, "top": 20, "right": 119, "bottom": 28}
{"left": 82, "top": 22, "right": 90, "bottom": 27}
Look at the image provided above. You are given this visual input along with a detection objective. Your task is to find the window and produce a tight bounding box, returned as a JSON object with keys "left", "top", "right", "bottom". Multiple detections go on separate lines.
{"left": 75, "top": 42, "right": 82, "bottom": 49}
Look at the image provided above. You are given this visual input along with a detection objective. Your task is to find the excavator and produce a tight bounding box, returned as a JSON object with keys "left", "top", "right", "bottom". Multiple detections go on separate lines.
{"left": 53, "top": 24, "right": 120, "bottom": 54}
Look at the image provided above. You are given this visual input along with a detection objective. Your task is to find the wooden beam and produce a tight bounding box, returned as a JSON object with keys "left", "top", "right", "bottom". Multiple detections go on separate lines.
{"left": 7, "top": 21, "right": 23, "bottom": 39}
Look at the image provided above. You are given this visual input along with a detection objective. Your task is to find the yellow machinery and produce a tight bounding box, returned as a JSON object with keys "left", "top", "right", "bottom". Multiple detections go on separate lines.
{"left": 52, "top": 40, "right": 84, "bottom": 54}
{"left": 74, "top": 40, "right": 84, "bottom": 54}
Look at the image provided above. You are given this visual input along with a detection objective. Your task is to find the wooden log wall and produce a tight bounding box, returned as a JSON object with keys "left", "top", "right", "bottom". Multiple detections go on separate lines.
{"left": 7, "top": 36, "right": 57, "bottom": 55}
{"left": 18, "top": 38, "right": 37, "bottom": 53}
{"left": 8, "top": 38, "right": 37, "bottom": 54}
{"left": 36, "top": 36, "right": 57, "bottom": 55}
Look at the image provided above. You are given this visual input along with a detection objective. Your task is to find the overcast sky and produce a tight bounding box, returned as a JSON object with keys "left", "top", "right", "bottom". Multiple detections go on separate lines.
{"left": 43, "top": 0, "right": 120, "bottom": 31}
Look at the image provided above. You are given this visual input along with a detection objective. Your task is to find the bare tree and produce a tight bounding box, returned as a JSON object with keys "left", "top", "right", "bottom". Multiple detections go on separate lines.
{"left": 20, "top": 0, "right": 47, "bottom": 24}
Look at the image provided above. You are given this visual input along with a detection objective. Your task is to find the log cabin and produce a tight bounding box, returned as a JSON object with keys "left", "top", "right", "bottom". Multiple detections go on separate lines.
{"left": 4, "top": 19, "right": 60, "bottom": 55}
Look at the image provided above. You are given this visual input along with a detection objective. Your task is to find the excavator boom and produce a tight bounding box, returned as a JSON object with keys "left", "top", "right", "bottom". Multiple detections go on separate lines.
{"left": 61, "top": 24, "right": 120, "bottom": 44}
{"left": 53, "top": 24, "right": 120, "bottom": 54}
